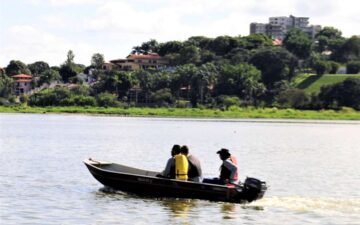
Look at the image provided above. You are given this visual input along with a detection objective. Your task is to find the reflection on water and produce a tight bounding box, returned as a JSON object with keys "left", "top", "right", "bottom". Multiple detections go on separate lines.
{"left": 161, "top": 199, "right": 197, "bottom": 216}
{"left": 249, "top": 196, "right": 360, "bottom": 215}
{"left": 221, "top": 203, "right": 236, "bottom": 219}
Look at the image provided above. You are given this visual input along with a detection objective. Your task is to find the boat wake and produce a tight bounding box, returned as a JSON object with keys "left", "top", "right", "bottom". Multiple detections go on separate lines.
{"left": 247, "top": 196, "right": 360, "bottom": 215}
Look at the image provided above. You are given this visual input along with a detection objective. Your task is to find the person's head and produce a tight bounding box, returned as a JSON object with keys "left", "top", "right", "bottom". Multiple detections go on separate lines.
{"left": 217, "top": 148, "right": 231, "bottom": 160}
{"left": 171, "top": 144, "right": 181, "bottom": 156}
{"left": 180, "top": 145, "right": 189, "bottom": 155}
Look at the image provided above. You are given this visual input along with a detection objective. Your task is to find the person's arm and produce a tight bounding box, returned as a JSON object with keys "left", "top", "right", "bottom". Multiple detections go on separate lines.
{"left": 223, "top": 159, "right": 237, "bottom": 182}
{"left": 160, "top": 158, "right": 174, "bottom": 177}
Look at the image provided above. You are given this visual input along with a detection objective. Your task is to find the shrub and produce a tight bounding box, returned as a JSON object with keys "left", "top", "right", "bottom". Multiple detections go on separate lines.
{"left": 29, "top": 87, "right": 71, "bottom": 106}
{"left": 73, "top": 96, "right": 96, "bottom": 106}
{"left": 276, "top": 88, "right": 310, "bottom": 109}
{"left": 313, "top": 60, "right": 330, "bottom": 75}
{"left": 318, "top": 78, "right": 360, "bottom": 110}
{"left": 328, "top": 61, "right": 340, "bottom": 74}
{"left": 19, "top": 95, "right": 29, "bottom": 104}
{"left": 176, "top": 100, "right": 190, "bottom": 108}
{"left": 59, "top": 98, "right": 74, "bottom": 106}
{"left": 150, "top": 88, "right": 174, "bottom": 106}
{"left": 216, "top": 95, "right": 241, "bottom": 109}
{"left": 96, "top": 92, "right": 119, "bottom": 107}
{"left": 0, "top": 97, "right": 11, "bottom": 106}
{"left": 60, "top": 95, "right": 96, "bottom": 106}
{"left": 346, "top": 61, "right": 360, "bottom": 74}
{"left": 71, "top": 85, "right": 90, "bottom": 96}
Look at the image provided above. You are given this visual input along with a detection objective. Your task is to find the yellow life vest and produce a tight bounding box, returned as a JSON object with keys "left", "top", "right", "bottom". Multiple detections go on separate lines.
{"left": 174, "top": 154, "right": 188, "bottom": 181}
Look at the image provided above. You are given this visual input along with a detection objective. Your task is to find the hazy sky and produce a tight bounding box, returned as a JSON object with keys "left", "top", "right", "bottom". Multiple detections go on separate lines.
{"left": 1, "top": 0, "right": 359, "bottom": 67}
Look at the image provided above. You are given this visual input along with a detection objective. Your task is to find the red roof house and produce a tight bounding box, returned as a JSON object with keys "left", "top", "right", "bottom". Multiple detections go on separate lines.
{"left": 11, "top": 74, "right": 33, "bottom": 95}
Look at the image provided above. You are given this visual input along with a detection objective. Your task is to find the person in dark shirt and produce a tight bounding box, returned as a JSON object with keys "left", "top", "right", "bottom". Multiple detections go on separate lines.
{"left": 180, "top": 145, "right": 202, "bottom": 182}
{"left": 157, "top": 145, "right": 181, "bottom": 178}
{"left": 203, "top": 148, "right": 238, "bottom": 185}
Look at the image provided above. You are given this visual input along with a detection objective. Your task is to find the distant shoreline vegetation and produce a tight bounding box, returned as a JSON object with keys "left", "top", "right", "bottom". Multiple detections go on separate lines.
{"left": 1, "top": 27, "right": 360, "bottom": 113}
{"left": 1, "top": 106, "right": 360, "bottom": 120}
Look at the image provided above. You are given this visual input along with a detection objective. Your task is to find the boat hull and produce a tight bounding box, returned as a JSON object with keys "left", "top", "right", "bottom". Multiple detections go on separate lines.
{"left": 84, "top": 159, "right": 267, "bottom": 203}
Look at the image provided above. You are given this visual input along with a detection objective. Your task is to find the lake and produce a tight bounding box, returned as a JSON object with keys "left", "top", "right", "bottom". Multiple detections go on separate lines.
{"left": 0, "top": 113, "right": 359, "bottom": 224}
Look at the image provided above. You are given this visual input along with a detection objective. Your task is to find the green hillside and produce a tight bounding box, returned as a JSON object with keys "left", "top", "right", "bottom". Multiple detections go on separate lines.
{"left": 294, "top": 74, "right": 360, "bottom": 93}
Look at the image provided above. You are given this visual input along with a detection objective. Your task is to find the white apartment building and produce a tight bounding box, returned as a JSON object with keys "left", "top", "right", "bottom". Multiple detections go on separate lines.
{"left": 250, "top": 15, "right": 321, "bottom": 40}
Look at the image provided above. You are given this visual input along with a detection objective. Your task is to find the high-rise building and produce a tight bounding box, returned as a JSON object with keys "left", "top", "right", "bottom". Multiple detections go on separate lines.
{"left": 250, "top": 15, "right": 321, "bottom": 40}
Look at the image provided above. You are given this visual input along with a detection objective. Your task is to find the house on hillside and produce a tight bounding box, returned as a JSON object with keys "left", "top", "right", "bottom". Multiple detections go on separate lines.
{"left": 11, "top": 74, "right": 33, "bottom": 95}
{"left": 102, "top": 62, "right": 116, "bottom": 71}
{"left": 108, "top": 53, "right": 169, "bottom": 71}
{"left": 76, "top": 73, "right": 97, "bottom": 84}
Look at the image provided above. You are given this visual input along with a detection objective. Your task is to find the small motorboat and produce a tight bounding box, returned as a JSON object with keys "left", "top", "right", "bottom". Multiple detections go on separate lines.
{"left": 84, "top": 158, "right": 267, "bottom": 203}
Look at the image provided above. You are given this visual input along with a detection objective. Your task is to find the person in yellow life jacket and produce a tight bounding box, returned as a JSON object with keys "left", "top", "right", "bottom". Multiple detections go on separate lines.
{"left": 180, "top": 145, "right": 202, "bottom": 182}
{"left": 174, "top": 152, "right": 189, "bottom": 181}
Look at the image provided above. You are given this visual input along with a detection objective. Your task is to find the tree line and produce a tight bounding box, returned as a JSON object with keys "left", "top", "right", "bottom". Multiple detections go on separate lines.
{"left": 1, "top": 26, "right": 360, "bottom": 110}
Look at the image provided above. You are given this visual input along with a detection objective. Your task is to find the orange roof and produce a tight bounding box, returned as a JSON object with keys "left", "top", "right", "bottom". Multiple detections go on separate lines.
{"left": 12, "top": 74, "right": 32, "bottom": 78}
{"left": 15, "top": 79, "right": 32, "bottom": 83}
{"left": 272, "top": 39, "right": 283, "bottom": 46}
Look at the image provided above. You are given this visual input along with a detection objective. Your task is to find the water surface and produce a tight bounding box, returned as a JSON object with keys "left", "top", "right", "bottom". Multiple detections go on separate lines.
{"left": 1, "top": 114, "right": 359, "bottom": 224}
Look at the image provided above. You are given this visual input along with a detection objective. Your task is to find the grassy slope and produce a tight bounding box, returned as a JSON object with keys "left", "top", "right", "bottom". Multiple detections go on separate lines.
{"left": 1, "top": 106, "right": 360, "bottom": 120}
{"left": 294, "top": 74, "right": 360, "bottom": 93}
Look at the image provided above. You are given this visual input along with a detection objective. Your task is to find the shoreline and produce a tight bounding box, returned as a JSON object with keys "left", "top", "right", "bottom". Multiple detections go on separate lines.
{"left": 1, "top": 106, "right": 360, "bottom": 122}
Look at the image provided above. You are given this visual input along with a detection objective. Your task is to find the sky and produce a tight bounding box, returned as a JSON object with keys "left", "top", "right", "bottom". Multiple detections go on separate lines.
{"left": 1, "top": 0, "right": 360, "bottom": 67}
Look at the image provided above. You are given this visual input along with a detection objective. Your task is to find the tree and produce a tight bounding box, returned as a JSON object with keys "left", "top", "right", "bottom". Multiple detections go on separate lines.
{"left": 328, "top": 61, "right": 340, "bottom": 74}
{"left": 152, "top": 71, "right": 171, "bottom": 91}
{"left": 208, "top": 36, "right": 240, "bottom": 56}
{"left": 250, "top": 47, "right": 298, "bottom": 88}
{"left": 65, "top": 50, "right": 75, "bottom": 65}
{"left": 150, "top": 88, "right": 174, "bottom": 106}
{"left": 158, "top": 41, "right": 183, "bottom": 56}
{"left": 315, "top": 27, "right": 344, "bottom": 54}
{"left": 59, "top": 64, "right": 77, "bottom": 83}
{"left": 171, "top": 64, "right": 198, "bottom": 101}
{"left": 28, "top": 61, "right": 50, "bottom": 76}
{"left": 5, "top": 60, "right": 31, "bottom": 76}
{"left": 91, "top": 53, "right": 105, "bottom": 69}
{"left": 346, "top": 61, "right": 360, "bottom": 74}
{"left": 215, "top": 63, "right": 266, "bottom": 105}
{"left": 313, "top": 60, "right": 330, "bottom": 75}
{"left": 185, "top": 36, "right": 212, "bottom": 49}
{"left": 71, "top": 85, "right": 90, "bottom": 96}
{"left": 283, "top": 29, "right": 312, "bottom": 59}
{"left": 132, "top": 70, "right": 155, "bottom": 95}
{"left": 38, "top": 69, "right": 61, "bottom": 86}
{"left": 318, "top": 78, "right": 360, "bottom": 110}
{"left": 189, "top": 63, "right": 218, "bottom": 106}
{"left": 227, "top": 48, "right": 251, "bottom": 64}
{"left": 216, "top": 95, "right": 241, "bottom": 109}
{"left": 114, "top": 71, "right": 136, "bottom": 98}
{"left": 132, "top": 39, "right": 159, "bottom": 54}
{"left": 28, "top": 87, "right": 71, "bottom": 106}
{"left": 276, "top": 88, "right": 310, "bottom": 109}
{"left": 200, "top": 50, "right": 218, "bottom": 64}
{"left": 316, "top": 27, "right": 343, "bottom": 40}
{"left": 0, "top": 73, "right": 13, "bottom": 97}
{"left": 96, "top": 92, "right": 119, "bottom": 107}
{"left": 339, "top": 36, "right": 360, "bottom": 62}
{"left": 178, "top": 45, "right": 201, "bottom": 65}
{"left": 242, "top": 33, "right": 272, "bottom": 50}
{"left": 59, "top": 50, "right": 83, "bottom": 82}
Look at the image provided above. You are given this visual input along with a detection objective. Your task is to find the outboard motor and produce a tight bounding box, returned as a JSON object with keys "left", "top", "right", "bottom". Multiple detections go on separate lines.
{"left": 243, "top": 177, "right": 267, "bottom": 202}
